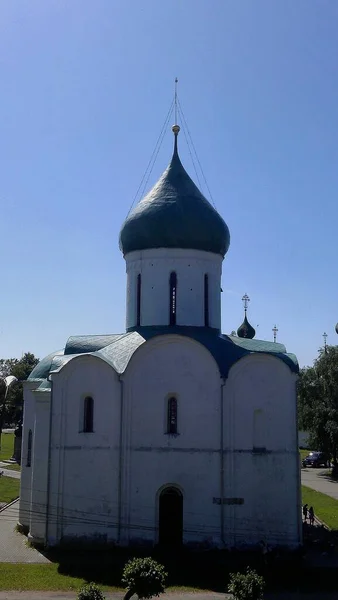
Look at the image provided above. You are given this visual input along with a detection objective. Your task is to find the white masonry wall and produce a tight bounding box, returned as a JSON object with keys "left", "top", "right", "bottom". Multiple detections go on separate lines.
{"left": 29, "top": 390, "right": 51, "bottom": 545}
{"left": 19, "top": 380, "right": 39, "bottom": 532}
{"left": 20, "top": 339, "right": 301, "bottom": 549}
{"left": 120, "top": 334, "right": 223, "bottom": 547}
{"left": 223, "top": 353, "right": 301, "bottom": 548}
{"left": 47, "top": 355, "right": 121, "bottom": 546}
{"left": 125, "top": 248, "right": 223, "bottom": 330}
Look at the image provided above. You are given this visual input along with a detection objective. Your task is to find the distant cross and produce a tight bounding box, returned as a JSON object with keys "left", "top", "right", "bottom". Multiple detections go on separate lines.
{"left": 174, "top": 77, "right": 178, "bottom": 125}
{"left": 242, "top": 293, "right": 250, "bottom": 315}
{"left": 323, "top": 331, "right": 328, "bottom": 354}
{"left": 272, "top": 324, "right": 278, "bottom": 343}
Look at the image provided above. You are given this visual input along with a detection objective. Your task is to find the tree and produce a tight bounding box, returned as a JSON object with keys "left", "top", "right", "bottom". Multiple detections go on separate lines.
{"left": 228, "top": 567, "right": 265, "bottom": 600}
{"left": 298, "top": 345, "right": 338, "bottom": 467}
{"left": 122, "top": 558, "right": 167, "bottom": 600}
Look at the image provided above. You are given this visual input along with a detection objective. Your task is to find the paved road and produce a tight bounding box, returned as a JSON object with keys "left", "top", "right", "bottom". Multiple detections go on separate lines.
{"left": 0, "top": 592, "right": 337, "bottom": 600}
{"left": 301, "top": 466, "right": 338, "bottom": 500}
{"left": 0, "top": 500, "right": 49, "bottom": 563}
{"left": 0, "top": 463, "right": 20, "bottom": 479}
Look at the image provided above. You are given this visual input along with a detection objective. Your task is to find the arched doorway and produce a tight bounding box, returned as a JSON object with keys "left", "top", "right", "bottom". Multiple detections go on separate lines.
{"left": 159, "top": 487, "right": 183, "bottom": 546}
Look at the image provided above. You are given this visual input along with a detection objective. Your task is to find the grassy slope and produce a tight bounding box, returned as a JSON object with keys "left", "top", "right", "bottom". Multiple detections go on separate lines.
{"left": 0, "top": 432, "right": 15, "bottom": 462}
{"left": 0, "top": 476, "right": 20, "bottom": 504}
{"left": 302, "top": 485, "right": 338, "bottom": 530}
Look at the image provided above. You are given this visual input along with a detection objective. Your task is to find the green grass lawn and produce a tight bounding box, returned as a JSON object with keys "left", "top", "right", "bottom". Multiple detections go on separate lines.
{"left": 302, "top": 485, "right": 338, "bottom": 530}
{"left": 0, "top": 564, "right": 123, "bottom": 591}
{"left": 300, "top": 448, "right": 309, "bottom": 462}
{"left": 0, "top": 563, "right": 204, "bottom": 592}
{"left": 0, "top": 475, "right": 20, "bottom": 504}
{"left": 0, "top": 432, "right": 15, "bottom": 462}
{"left": 0, "top": 432, "right": 21, "bottom": 471}
{"left": 3, "top": 463, "right": 21, "bottom": 471}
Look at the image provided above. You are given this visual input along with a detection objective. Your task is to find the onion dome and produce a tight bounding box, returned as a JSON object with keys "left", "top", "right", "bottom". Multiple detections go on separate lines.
{"left": 335, "top": 323, "right": 338, "bottom": 335}
{"left": 119, "top": 127, "right": 230, "bottom": 257}
{"left": 236, "top": 293, "right": 256, "bottom": 339}
{"left": 237, "top": 314, "right": 256, "bottom": 339}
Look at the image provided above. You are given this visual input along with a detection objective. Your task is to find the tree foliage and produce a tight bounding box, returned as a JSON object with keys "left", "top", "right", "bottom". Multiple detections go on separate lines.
{"left": 122, "top": 557, "right": 167, "bottom": 600}
{"left": 77, "top": 582, "right": 105, "bottom": 600}
{"left": 298, "top": 345, "right": 338, "bottom": 465}
{"left": 227, "top": 567, "right": 265, "bottom": 600}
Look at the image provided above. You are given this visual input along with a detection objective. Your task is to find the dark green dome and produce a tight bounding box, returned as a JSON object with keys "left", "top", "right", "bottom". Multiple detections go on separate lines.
{"left": 119, "top": 137, "right": 230, "bottom": 256}
{"left": 237, "top": 315, "right": 256, "bottom": 339}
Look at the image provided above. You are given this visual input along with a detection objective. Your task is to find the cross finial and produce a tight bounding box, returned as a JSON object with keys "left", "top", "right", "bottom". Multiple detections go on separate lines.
{"left": 242, "top": 293, "right": 250, "bottom": 314}
{"left": 172, "top": 78, "right": 180, "bottom": 137}
{"left": 171, "top": 78, "right": 180, "bottom": 152}
{"left": 272, "top": 324, "right": 278, "bottom": 343}
{"left": 323, "top": 331, "right": 328, "bottom": 354}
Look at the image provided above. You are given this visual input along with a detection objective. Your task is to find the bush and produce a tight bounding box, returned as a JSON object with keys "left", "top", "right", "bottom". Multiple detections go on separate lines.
{"left": 77, "top": 582, "right": 105, "bottom": 600}
{"left": 122, "top": 557, "right": 167, "bottom": 600}
{"left": 227, "top": 567, "right": 265, "bottom": 600}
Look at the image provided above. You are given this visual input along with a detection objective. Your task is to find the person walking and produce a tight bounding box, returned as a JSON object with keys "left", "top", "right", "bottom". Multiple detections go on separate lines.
{"left": 309, "top": 506, "right": 315, "bottom": 526}
{"left": 303, "top": 503, "right": 308, "bottom": 522}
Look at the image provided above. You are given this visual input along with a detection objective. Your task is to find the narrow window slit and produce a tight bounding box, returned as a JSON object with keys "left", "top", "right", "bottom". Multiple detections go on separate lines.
{"left": 136, "top": 273, "right": 141, "bottom": 326}
{"left": 83, "top": 397, "right": 94, "bottom": 433}
{"left": 204, "top": 274, "right": 209, "bottom": 327}
{"left": 26, "top": 429, "right": 32, "bottom": 467}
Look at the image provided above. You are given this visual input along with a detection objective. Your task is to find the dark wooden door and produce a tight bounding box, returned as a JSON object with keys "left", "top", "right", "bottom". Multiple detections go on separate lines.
{"left": 159, "top": 487, "right": 183, "bottom": 546}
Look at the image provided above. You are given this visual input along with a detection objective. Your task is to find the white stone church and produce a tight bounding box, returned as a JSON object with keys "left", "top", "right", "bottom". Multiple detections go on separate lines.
{"left": 19, "top": 125, "right": 302, "bottom": 549}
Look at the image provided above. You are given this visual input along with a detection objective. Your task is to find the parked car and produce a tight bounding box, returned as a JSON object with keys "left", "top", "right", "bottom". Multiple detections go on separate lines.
{"left": 302, "top": 451, "right": 329, "bottom": 468}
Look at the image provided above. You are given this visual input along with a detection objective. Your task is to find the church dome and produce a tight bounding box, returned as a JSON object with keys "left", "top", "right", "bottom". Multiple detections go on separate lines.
{"left": 237, "top": 315, "right": 256, "bottom": 339}
{"left": 119, "top": 134, "right": 230, "bottom": 257}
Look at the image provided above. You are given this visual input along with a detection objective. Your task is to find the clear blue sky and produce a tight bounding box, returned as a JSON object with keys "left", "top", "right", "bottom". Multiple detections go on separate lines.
{"left": 0, "top": 0, "right": 337, "bottom": 368}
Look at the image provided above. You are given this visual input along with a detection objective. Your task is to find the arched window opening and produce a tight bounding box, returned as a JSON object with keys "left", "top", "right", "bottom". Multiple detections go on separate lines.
{"left": 167, "top": 397, "right": 178, "bottom": 434}
{"left": 83, "top": 396, "right": 94, "bottom": 433}
{"left": 204, "top": 274, "right": 209, "bottom": 327}
{"left": 136, "top": 273, "right": 141, "bottom": 327}
{"left": 169, "top": 272, "right": 177, "bottom": 326}
{"left": 26, "top": 429, "right": 32, "bottom": 467}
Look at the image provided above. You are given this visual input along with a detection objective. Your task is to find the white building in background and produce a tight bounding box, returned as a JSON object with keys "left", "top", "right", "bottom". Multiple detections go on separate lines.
{"left": 19, "top": 125, "right": 302, "bottom": 549}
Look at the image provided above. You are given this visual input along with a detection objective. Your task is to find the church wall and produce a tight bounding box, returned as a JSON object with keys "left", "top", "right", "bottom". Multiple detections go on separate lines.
{"left": 47, "top": 356, "right": 121, "bottom": 545}
{"left": 29, "top": 392, "right": 51, "bottom": 544}
{"left": 224, "top": 354, "right": 301, "bottom": 547}
{"left": 125, "top": 248, "right": 223, "bottom": 330}
{"left": 121, "top": 335, "right": 223, "bottom": 547}
{"left": 19, "top": 381, "right": 38, "bottom": 531}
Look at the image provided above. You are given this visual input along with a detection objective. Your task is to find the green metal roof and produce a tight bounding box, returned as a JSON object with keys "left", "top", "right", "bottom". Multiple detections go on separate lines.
{"left": 119, "top": 139, "right": 230, "bottom": 257}
{"left": 29, "top": 327, "right": 298, "bottom": 383}
{"left": 29, "top": 350, "right": 64, "bottom": 381}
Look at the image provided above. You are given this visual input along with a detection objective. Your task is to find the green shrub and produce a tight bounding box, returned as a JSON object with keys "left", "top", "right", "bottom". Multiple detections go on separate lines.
{"left": 227, "top": 567, "right": 265, "bottom": 600}
{"left": 77, "top": 582, "right": 105, "bottom": 600}
{"left": 122, "top": 557, "right": 167, "bottom": 599}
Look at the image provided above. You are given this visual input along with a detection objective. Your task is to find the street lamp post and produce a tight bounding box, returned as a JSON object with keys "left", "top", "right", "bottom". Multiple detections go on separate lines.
{"left": 0, "top": 376, "right": 18, "bottom": 452}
